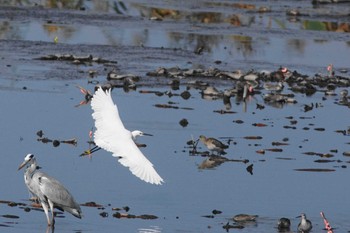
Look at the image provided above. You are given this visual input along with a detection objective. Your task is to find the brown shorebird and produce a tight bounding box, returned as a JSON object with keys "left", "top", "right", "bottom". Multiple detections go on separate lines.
{"left": 199, "top": 135, "right": 228, "bottom": 155}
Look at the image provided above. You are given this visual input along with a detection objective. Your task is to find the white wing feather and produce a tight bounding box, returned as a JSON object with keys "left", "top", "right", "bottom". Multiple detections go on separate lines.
{"left": 91, "top": 88, "right": 164, "bottom": 185}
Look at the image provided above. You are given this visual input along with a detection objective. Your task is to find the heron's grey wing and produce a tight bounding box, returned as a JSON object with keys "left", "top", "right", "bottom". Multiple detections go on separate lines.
{"left": 24, "top": 172, "right": 40, "bottom": 199}
{"left": 34, "top": 172, "right": 82, "bottom": 218}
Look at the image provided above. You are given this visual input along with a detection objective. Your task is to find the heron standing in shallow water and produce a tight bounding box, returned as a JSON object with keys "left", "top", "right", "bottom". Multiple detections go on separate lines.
{"left": 90, "top": 87, "right": 164, "bottom": 185}
{"left": 18, "top": 154, "right": 82, "bottom": 226}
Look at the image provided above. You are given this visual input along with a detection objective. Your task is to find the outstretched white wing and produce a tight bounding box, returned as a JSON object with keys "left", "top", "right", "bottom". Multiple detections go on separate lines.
{"left": 91, "top": 88, "right": 164, "bottom": 185}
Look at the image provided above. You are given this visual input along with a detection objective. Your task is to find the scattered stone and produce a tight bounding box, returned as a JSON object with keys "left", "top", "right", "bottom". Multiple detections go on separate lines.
{"left": 246, "top": 164, "right": 253, "bottom": 175}
{"left": 81, "top": 202, "right": 104, "bottom": 208}
{"left": 212, "top": 209, "right": 222, "bottom": 215}
{"left": 179, "top": 118, "right": 189, "bottom": 127}
{"left": 37, "top": 54, "right": 117, "bottom": 64}
{"left": 99, "top": 212, "right": 109, "bottom": 218}
{"left": 113, "top": 212, "right": 157, "bottom": 219}
{"left": 52, "top": 140, "right": 60, "bottom": 147}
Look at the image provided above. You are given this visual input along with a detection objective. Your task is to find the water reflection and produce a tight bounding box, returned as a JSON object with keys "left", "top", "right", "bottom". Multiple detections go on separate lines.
{"left": 2, "top": 23, "right": 347, "bottom": 71}
{"left": 42, "top": 23, "right": 76, "bottom": 40}
{"left": 45, "top": 226, "right": 54, "bottom": 233}
{"left": 303, "top": 20, "right": 350, "bottom": 32}
{"left": 138, "top": 226, "right": 162, "bottom": 233}
{"left": 1, "top": 0, "right": 349, "bottom": 34}
{"left": 0, "top": 0, "right": 349, "bottom": 67}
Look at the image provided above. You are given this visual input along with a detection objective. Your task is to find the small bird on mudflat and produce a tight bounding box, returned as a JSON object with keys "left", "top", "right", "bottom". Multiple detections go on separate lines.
{"left": 199, "top": 135, "right": 229, "bottom": 155}
{"left": 297, "top": 213, "right": 312, "bottom": 233}
{"left": 199, "top": 135, "right": 228, "bottom": 154}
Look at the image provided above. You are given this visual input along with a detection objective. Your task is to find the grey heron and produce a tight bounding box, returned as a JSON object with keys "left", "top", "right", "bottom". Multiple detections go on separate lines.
{"left": 90, "top": 88, "right": 164, "bottom": 185}
{"left": 18, "top": 154, "right": 82, "bottom": 226}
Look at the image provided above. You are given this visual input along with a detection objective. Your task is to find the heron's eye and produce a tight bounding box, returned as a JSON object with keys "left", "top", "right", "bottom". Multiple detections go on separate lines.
{"left": 25, "top": 153, "right": 34, "bottom": 161}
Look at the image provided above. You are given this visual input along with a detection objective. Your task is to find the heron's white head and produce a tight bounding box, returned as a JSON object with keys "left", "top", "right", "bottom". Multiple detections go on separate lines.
{"left": 131, "top": 130, "right": 153, "bottom": 141}
{"left": 18, "top": 153, "right": 36, "bottom": 171}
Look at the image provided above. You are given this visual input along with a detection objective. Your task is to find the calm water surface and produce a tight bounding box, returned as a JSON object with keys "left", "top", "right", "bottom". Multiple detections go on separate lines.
{"left": 0, "top": 77, "right": 349, "bottom": 232}
{"left": 0, "top": 0, "right": 350, "bottom": 232}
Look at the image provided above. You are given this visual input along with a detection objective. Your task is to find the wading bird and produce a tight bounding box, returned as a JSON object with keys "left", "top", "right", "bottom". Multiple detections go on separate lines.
{"left": 90, "top": 88, "right": 164, "bottom": 185}
{"left": 297, "top": 213, "right": 312, "bottom": 233}
{"left": 18, "top": 154, "right": 82, "bottom": 226}
{"left": 199, "top": 135, "right": 229, "bottom": 155}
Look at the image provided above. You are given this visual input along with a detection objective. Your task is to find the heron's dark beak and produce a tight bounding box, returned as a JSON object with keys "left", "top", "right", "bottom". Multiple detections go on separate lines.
{"left": 296, "top": 215, "right": 301, "bottom": 218}
{"left": 143, "top": 133, "right": 153, "bottom": 137}
{"left": 18, "top": 160, "right": 29, "bottom": 171}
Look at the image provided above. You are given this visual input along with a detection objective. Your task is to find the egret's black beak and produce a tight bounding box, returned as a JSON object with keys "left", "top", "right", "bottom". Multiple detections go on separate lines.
{"left": 143, "top": 133, "right": 153, "bottom": 137}
{"left": 80, "top": 145, "right": 101, "bottom": 156}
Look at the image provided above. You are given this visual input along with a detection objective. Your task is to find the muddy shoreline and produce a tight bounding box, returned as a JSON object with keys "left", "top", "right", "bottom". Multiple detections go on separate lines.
{"left": 2, "top": 3, "right": 350, "bottom": 83}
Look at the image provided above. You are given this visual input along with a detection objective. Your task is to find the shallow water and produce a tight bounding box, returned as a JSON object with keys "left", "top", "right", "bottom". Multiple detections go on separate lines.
{"left": 0, "top": 77, "right": 349, "bottom": 232}
{"left": 0, "top": 0, "right": 350, "bottom": 232}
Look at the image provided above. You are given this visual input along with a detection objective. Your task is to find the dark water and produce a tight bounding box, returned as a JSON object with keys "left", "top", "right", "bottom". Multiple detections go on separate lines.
{"left": 0, "top": 0, "right": 350, "bottom": 232}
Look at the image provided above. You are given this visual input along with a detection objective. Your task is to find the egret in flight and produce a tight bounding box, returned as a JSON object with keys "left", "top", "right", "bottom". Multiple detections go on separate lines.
{"left": 18, "top": 154, "right": 82, "bottom": 226}
{"left": 84, "top": 129, "right": 153, "bottom": 155}
{"left": 90, "top": 88, "right": 164, "bottom": 185}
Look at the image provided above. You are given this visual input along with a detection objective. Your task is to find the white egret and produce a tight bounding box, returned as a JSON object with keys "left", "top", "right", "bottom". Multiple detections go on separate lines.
{"left": 90, "top": 88, "right": 164, "bottom": 185}
{"left": 84, "top": 129, "right": 153, "bottom": 155}
{"left": 18, "top": 154, "right": 82, "bottom": 226}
